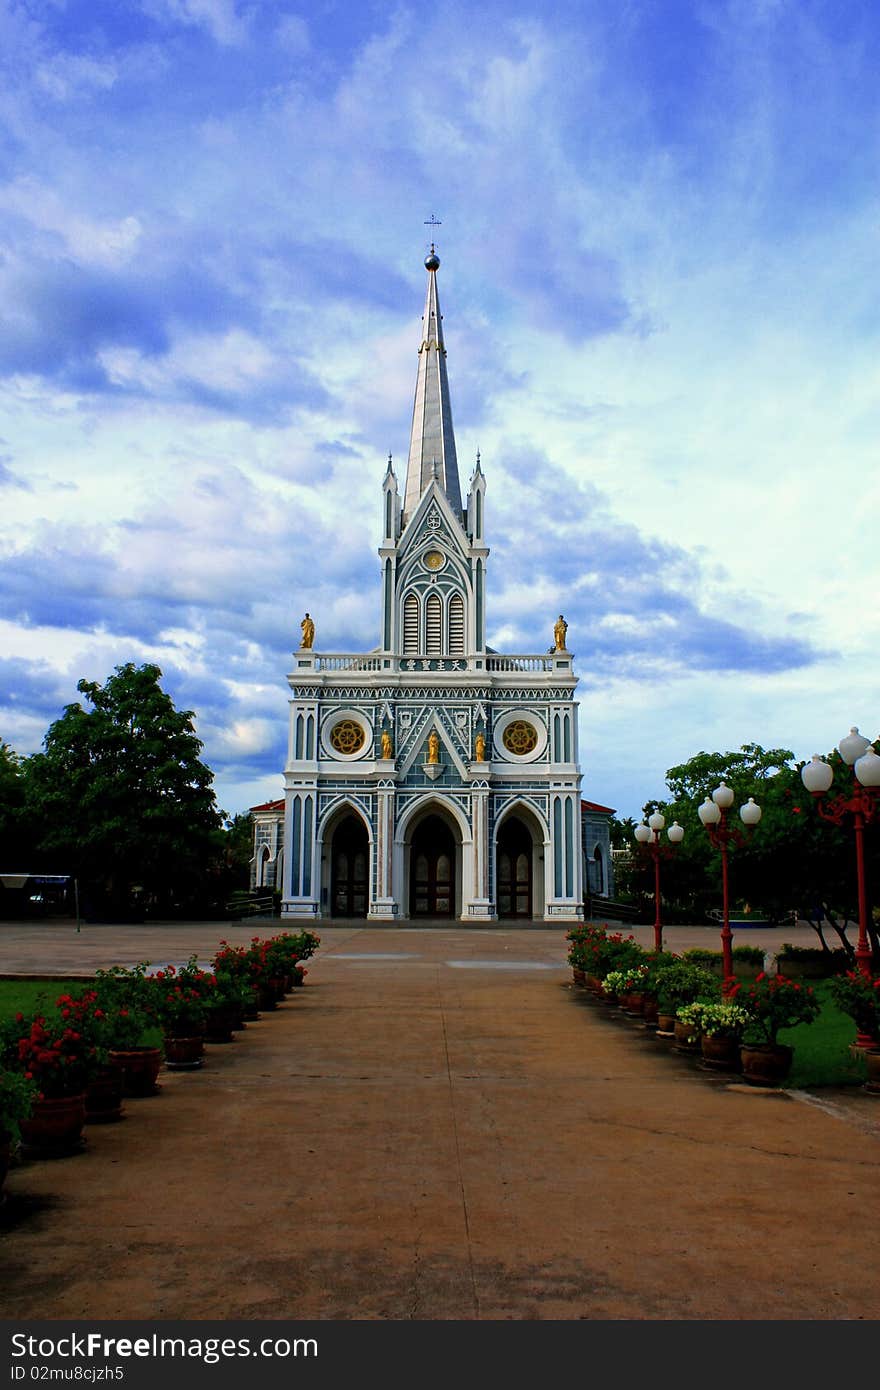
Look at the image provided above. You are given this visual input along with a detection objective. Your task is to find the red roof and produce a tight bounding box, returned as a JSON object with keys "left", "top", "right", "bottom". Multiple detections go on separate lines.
{"left": 250, "top": 798, "right": 285, "bottom": 813}
{"left": 581, "top": 799, "right": 616, "bottom": 816}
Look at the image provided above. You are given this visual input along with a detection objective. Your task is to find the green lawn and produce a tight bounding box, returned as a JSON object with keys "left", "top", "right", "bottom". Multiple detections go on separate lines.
{"left": 0, "top": 978, "right": 85, "bottom": 1022}
{"left": 779, "top": 980, "right": 868, "bottom": 1088}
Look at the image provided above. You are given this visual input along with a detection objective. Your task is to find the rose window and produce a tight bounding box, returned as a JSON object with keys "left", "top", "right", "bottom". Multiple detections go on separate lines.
{"left": 330, "top": 720, "right": 365, "bottom": 755}
{"left": 502, "top": 720, "right": 538, "bottom": 755}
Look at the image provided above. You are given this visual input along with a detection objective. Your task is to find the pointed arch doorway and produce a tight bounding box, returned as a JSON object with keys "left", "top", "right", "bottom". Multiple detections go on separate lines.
{"left": 330, "top": 813, "right": 369, "bottom": 918}
{"left": 409, "top": 814, "right": 456, "bottom": 918}
{"left": 496, "top": 814, "right": 537, "bottom": 919}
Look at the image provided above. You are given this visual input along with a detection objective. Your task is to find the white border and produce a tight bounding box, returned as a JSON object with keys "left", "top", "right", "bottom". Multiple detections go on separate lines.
{"left": 492, "top": 709, "right": 548, "bottom": 763}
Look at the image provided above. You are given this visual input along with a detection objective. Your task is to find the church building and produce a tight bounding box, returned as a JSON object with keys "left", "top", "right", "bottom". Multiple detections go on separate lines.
{"left": 272, "top": 247, "right": 590, "bottom": 923}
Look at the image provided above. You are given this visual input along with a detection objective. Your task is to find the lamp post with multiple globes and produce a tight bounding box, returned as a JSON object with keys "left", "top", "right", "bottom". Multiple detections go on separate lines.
{"left": 634, "top": 811, "right": 685, "bottom": 954}
{"left": 697, "top": 784, "right": 762, "bottom": 986}
{"left": 800, "top": 727, "right": 880, "bottom": 981}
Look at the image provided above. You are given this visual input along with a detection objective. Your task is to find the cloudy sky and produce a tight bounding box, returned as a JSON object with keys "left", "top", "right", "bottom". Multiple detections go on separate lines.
{"left": 1, "top": 0, "right": 878, "bottom": 825}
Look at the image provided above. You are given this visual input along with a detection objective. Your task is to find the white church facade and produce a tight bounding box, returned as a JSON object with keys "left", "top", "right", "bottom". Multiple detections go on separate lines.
{"left": 260, "top": 247, "right": 605, "bottom": 923}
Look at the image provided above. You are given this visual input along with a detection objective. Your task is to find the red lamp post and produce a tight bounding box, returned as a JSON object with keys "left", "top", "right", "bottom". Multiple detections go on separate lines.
{"left": 634, "top": 811, "right": 684, "bottom": 953}
{"left": 800, "top": 727, "right": 880, "bottom": 982}
{"left": 697, "top": 784, "right": 762, "bottom": 988}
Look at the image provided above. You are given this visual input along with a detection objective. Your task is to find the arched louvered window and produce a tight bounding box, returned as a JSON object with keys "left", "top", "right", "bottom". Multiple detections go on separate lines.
{"left": 403, "top": 593, "right": 419, "bottom": 653}
{"left": 425, "top": 593, "right": 442, "bottom": 655}
{"left": 449, "top": 592, "right": 464, "bottom": 654}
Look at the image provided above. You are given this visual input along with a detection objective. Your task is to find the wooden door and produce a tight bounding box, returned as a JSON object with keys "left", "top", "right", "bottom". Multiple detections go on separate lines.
{"left": 409, "top": 816, "right": 455, "bottom": 918}
{"left": 331, "top": 815, "right": 369, "bottom": 917}
{"left": 497, "top": 818, "right": 533, "bottom": 918}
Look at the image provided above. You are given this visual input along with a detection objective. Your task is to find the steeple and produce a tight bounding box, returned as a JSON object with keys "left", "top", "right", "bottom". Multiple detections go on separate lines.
{"left": 402, "top": 247, "right": 463, "bottom": 524}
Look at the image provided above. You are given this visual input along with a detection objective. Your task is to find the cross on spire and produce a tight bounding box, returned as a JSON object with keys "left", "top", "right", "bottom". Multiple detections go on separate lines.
{"left": 424, "top": 213, "right": 442, "bottom": 251}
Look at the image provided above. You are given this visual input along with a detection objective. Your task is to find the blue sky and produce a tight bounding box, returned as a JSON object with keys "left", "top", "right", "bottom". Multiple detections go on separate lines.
{"left": 1, "top": 0, "right": 878, "bottom": 824}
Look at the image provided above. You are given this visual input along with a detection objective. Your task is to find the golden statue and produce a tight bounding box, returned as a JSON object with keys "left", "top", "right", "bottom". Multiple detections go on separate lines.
{"left": 427, "top": 730, "right": 440, "bottom": 764}
{"left": 381, "top": 730, "right": 393, "bottom": 759}
{"left": 474, "top": 731, "right": 486, "bottom": 762}
{"left": 300, "top": 612, "right": 315, "bottom": 649}
{"left": 553, "top": 614, "right": 568, "bottom": 651}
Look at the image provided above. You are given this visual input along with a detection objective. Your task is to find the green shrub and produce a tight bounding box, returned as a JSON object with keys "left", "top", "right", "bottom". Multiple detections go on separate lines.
{"left": 654, "top": 961, "right": 720, "bottom": 1013}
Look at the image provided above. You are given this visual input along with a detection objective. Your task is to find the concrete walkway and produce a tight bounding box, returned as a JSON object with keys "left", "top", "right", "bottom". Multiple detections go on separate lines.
{"left": 2, "top": 924, "right": 878, "bottom": 1320}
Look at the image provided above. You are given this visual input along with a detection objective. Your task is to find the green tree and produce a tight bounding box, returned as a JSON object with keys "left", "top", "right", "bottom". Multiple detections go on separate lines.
{"left": 0, "top": 740, "right": 36, "bottom": 870}
{"left": 216, "top": 812, "right": 255, "bottom": 902}
{"left": 0, "top": 741, "right": 24, "bottom": 841}
{"left": 25, "top": 664, "right": 223, "bottom": 917}
{"left": 609, "top": 815, "right": 637, "bottom": 851}
{"left": 643, "top": 742, "right": 879, "bottom": 963}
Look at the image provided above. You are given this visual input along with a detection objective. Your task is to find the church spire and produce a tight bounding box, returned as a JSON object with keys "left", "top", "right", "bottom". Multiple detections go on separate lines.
{"left": 402, "top": 247, "right": 463, "bottom": 524}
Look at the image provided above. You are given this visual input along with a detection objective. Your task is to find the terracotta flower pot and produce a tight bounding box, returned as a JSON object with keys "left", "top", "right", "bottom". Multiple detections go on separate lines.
{"left": 642, "top": 998, "right": 659, "bottom": 1030}
{"left": 85, "top": 1064, "right": 125, "bottom": 1123}
{"left": 163, "top": 1035, "right": 205, "bottom": 1069}
{"left": 623, "top": 991, "right": 645, "bottom": 1018}
{"left": 739, "top": 1043, "right": 793, "bottom": 1087}
{"left": 700, "top": 1033, "right": 742, "bottom": 1072}
{"left": 863, "top": 1048, "right": 880, "bottom": 1096}
{"left": 204, "top": 1004, "right": 240, "bottom": 1044}
{"left": 656, "top": 1012, "right": 677, "bottom": 1037}
{"left": 256, "top": 984, "right": 277, "bottom": 1012}
{"left": 673, "top": 1019, "right": 701, "bottom": 1054}
{"left": 572, "top": 966, "right": 586, "bottom": 987}
{"left": 19, "top": 1093, "right": 86, "bottom": 1157}
{"left": 109, "top": 1046, "right": 162, "bottom": 1097}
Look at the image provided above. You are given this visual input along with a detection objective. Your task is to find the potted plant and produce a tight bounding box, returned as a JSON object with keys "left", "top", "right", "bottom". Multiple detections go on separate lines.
{"left": 94, "top": 965, "right": 164, "bottom": 1096}
{"left": 0, "top": 1010, "right": 100, "bottom": 1155}
{"left": 730, "top": 973, "right": 821, "bottom": 1085}
{"left": 672, "top": 1000, "right": 711, "bottom": 1053}
{"left": 56, "top": 988, "right": 125, "bottom": 1124}
{"left": 829, "top": 972, "right": 880, "bottom": 1049}
{"left": 567, "top": 924, "right": 611, "bottom": 992}
{"left": 151, "top": 969, "right": 208, "bottom": 1069}
{"left": 696, "top": 1000, "right": 752, "bottom": 1071}
{"left": 272, "top": 930, "right": 319, "bottom": 986}
{"left": 0, "top": 1069, "right": 39, "bottom": 1193}
{"left": 592, "top": 933, "right": 645, "bottom": 1001}
{"left": 606, "top": 964, "right": 650, "bottom": 1015}
{"left": 653, "top": 961, "right": 719, "bottom": 1038}
{"left": 638, "top": 952, "right": 678, "bottom": 1028}
{"left": 203, "top": 971, "right": 251, "bottom": 1042}
{"left": 214, "top": 942, "right": 263, "bottom": 1020}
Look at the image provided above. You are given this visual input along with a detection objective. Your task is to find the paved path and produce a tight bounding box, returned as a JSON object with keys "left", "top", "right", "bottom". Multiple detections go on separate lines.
{"left": 2, "top": 926, "right": 878, "bottom": 1320}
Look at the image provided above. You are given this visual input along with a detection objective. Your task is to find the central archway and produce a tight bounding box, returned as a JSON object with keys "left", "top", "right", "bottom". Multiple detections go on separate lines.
{"left": 409, "top": 814, "right": 456, "bottom": 918}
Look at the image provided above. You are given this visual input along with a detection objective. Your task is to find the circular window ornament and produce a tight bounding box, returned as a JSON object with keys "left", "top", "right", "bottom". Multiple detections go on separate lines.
{"left": 330, "top": 719, "right": 365, "bottom": 755}
{"left": 424, "top": 550, "right": 445, "bottom": 571}
{"left": 502, "top": 720, "right": 539, "bottom": 756}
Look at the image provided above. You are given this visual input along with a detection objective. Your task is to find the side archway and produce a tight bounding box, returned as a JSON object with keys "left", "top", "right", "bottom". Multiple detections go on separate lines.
{"left": 318, "top": 800, "right": 373, "bottom": 919}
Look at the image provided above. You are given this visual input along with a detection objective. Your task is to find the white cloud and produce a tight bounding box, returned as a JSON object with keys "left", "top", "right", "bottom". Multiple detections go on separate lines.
{"left": 0, "top": 178, "right": 142, "bottom": 266}
{"left": 99, "top": 329, "right": 277, "bottom": 397}
{"left": 35, "top": 52, "right": 118, "bottom": 101}
{"left": 276, "top": 14, "right": 309, "bottom": 56}
{"left": 138, "top": 0, "right": 250, "bottom": 47}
